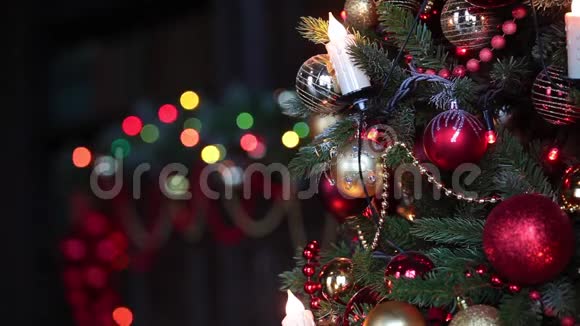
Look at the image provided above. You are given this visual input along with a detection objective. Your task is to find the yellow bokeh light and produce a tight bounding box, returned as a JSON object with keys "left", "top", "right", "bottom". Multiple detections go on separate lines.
{"left": 282, "top": 131, "right": 300, "bottom": 148}
{"left": 180, "top": 91, "right": 200, "bottom": 110}
{"left": 201, "top": 145, "right": 221, "bottom": 164}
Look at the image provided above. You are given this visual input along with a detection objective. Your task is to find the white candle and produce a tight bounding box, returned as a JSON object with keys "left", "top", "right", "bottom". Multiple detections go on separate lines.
{"left": 566, "top": 0, "right": 580, "bottom": 78}
{"left": 281, "top": 290, "right": 315, "bottom": 326}
{"left": 325, "top": 12, "right": 371, "bottom": 95}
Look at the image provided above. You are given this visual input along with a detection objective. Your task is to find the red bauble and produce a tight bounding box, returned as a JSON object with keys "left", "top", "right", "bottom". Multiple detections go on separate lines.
{"left": 384, "top": 251, "right": 434, "bottom": 288}
{"left": 466, "top": 59, "right": 480, "bottom": 72}
{"left": 465, "top": 0, "right": 515, "bottom": 8}
{"left": 342, "top": 287, "right": 381, "bottom": 326}
{"left": 318, "top": 176, "right": 368, "bottom": 222}
{"left": 423, "top": 109, "right": 488, "bottom": 170}
{"left": 483, "top": 194, "right": 575, "bottom": 285}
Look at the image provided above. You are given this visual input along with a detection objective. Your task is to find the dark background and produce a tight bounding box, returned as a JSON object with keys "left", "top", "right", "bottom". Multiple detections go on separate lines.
{"left": 2, "top": 1, "right": 340, "bottom": 325}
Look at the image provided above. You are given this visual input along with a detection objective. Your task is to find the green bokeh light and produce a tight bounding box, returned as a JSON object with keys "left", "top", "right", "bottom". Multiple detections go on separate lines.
{"left": 293, "top": 122, "right": 310, "bottom": 138}
{"left": 183, "top": 117, "right": 202, "bottom": 131}
{"left": 140, "top": 124, "right": 160, "bottom": 143}
{"left": 236, "top": 112, "right": 254, "bottom": 130}
{"left": 111, "top": 138, "right": 131, "bottom": 158}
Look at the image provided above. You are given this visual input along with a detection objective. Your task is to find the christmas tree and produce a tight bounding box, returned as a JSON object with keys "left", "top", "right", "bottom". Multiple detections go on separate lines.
{"left": 279, "top": 0, "right": 580, "bottom": 324}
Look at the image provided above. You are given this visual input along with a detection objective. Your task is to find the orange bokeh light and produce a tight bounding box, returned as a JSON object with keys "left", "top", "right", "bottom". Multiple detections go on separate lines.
{"left": 112, "top": 307, "right": 133, "bottom": 326}
{"left": 180, "top": 128, "right": 200, "bottom": 147}
{"left": 72, "top": 147, "right": 92, "bottom": 168}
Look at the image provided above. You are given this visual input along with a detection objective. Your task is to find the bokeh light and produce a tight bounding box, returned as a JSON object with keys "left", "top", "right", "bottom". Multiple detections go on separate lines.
{"left": 180, "top": 91, "right": 200, "bottom": 110}
{"left": 180, "top": 128, "right": 200, "bottom": 147}
{"left": 240, "top": 133, "right": 258, "bottom": 152}
{"left": 219, "top": 162, "right": 244, "bottom": 186}
{"left": 183, "top": 117, "right": 202, "bottom": 131}
{"left": 112, "top": 307, "right": 133, "bottom": 326}
{"left": 201, "top": 145, "right": 221, "bottom": 164}
{"left": 216, "top": 144, "right": 227, "bottom": 160}
{"left": 293, "top": 122, "right": 310, "bottom": 138}
{"left": 277, "top": 90, "right": 296, "bottom": 109}
{"left": 158, "top": 104, "right": 178, "bottom": 123}
{"left": 164, "top": 174, "right": 190, "bottom": 196}
{"left": 96, "top": 238, "right": 119, "bottom": 262}
{"left": 140, "top": 124, "right": 160, "bottom": 143}
{"left": 111, "top": 139, "right": 131, "bottom": 158}
{"left": 72, "top": 147, "right": 92, "bottom": 168}
{"left": 281, "top": 131, "right": 300, "bottom": 148}
{"left": 61, "top": 238, "right": 87, "bottom": 261}
{"left": 248, "top": 141, "right": 267, "bottom": 159}
{"left": 236, "top": 112, "right": 254, "bottom": 129}
{"left": 94, "top": 156, "right": 118, "bottom": 177}
{"left": 121, "top": 116, "right": 143, "bottom": 136}
{"left": 84, "top": 265, "right": 107, "bottom": 289}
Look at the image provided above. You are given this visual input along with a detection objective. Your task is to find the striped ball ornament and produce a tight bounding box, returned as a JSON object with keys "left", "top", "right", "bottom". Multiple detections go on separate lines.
{"left": 532, "top": 65, "right": 580, "bottom": 125}
{"left": 440, "top": 0, "right": 500, "bottom": 51}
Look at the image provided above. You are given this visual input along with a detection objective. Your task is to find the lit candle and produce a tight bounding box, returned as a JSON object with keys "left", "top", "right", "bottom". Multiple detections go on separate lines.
{"left": 325, "top": 12, "right": 371, "bottom": 95}
{"left": 281, "top": 290, "right": 315, "bottom": 326}
{"left": 566, "top": 0, "right": 580, "bottom": 78}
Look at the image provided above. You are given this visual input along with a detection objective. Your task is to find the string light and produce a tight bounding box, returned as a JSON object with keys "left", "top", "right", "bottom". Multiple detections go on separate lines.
{"left": 179, "top": 91, "right": 200, "bottom": 110}
{"left": 293, "top": 122, "right": 310, "bottom": 138}
{"left": 201, "top": 145, "right": 220, "bottom": 164}
{"left": 180, "top": 128, "right": 200, "bottom": 147}
{"left": 236, "top": 112, "right": 254, "bottom": 129}
{"left": 240, "top": 133, "right": 258, "bottom": 152}
{"left": 140, "top": 124, "right": 160, "bottom": 143}
{"left": 121, "top": 116, "right": 143, "bottom": 136}
{"left": 183, "top": 117, "right": 202, "bottom": 131}
{"left": 158, "top": 104, "right": 178, "bottom": 123}
{"left": 485, "top": 130, "right": 497, "bottom": 144}
{"left": 111, "top": 139, "right": 131, "bottom": 158}
{"left": 282, "top": 131, "right": 300, "bottom": 148}
{"left": 248, "top": 141, "right": 267, "bottom": 159}
{"left": 547, "top": 147, "right": 560, "bottom": 161}
{"left": 72, "top": 147, "right": 92, "bottom": 168}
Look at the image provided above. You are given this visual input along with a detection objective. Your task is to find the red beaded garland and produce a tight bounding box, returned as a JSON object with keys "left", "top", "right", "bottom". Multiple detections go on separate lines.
{"left": 475, "top": 264, "right": 488, "bottom": 275}
{"left": 491, "top": 35, "right": 506, "bottom": 49}
{"left": 425, "top": 69, "right": 437, "bottom": 75}
{"left": 303, "top": 264, "right": 316, "bottom": 277}
{"left": 453, "top": 65, "right": 466, "bottom": 77}
{"left": 479, "top": 48, "right": 493, "bottom": 62}
{"left": 310, "top": 297, "right": 321, "bottom": 309}
{"left": 306, "top": 240, "right": 320, "bottom": 252}
{"left": 512, "top": 5, "right": 527, "bottom": 19}
{"left": 438, "top": 68, "right": 451, "bottom": 78}
{"left": 502, "top": 21, "right": 517, "bottom": 35}
{"left": 302, "top": 241, "right": 322, "bottom": 309}
{"left": 303, "top": 248, "right": 315, "bottom": 260}
{"left": 466, "top": 59, "right": 480, "bottom": 72}
{"left": 561, "top": 316, "right": 576, "bottom": 326}
{"left": 304, "top": 280, "right": 319, "bottom": 295}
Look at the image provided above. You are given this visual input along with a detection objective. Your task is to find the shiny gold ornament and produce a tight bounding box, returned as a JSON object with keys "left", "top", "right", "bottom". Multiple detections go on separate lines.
{"left": 561, "top": 165, "right": 580, "bottom": 211}
{"left": 531, "top": 65, "right": 580, "bottom": 125}
{"left": 440, "top": 0, "right": 500, "bottom": 51}
{"left": 449, "top": 305, "right": 500, "bottom": 326}
{"left": 344, "top": 0, "right": 379, "bottom": 29}
{"left": 363, "top": 301, "right": 426, "bottom": 326}
{"left": 296, "top": 54, "right": 343, "bottom": 114}
{"left": 318, "top": 258, "right": 355, "bottom": 301}
{"left": 334, "top": 139, "right": 383, "bottom": 198}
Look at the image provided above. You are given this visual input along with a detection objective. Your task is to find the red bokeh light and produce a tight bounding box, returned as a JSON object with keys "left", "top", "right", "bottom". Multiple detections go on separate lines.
{"left": 61, "top": 238, "right": 87, "bottom": 261}
{"left": 63, "top": 267, "right": 84, "bottom": 289}
{"left": 84, "top": 212, "right": 109, "bottom": 237}
{"left": 456, "top": 47, "right": 467, "bottom": 55}
{"left": 122, "top": 116, "right": 143, "bottom": 136}
{"left": 158, "top": 104, "right": 178, "bottom": 123}
{"left": 96, "top": 238, "right": 120, "bottom": 262}
{"left": 67, "top": 290, "right": 89, "bottom": 307}
{"left": 340, "top": 10, "right": 347, "bottom": 21}
{"left": 548, "top": 147, "right": 560, "bottom": 161}
{"left": 84, "top": 265, "right": 108, "bottom": 289}
{"left": 113, "top": 307, "right": 134, "bottom": 326}
{"left": 240, "top": 133, "right": 258, "bottom": 152}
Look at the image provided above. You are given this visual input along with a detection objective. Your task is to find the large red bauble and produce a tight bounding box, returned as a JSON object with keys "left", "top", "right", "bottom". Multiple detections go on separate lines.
{"left": 318, "top": 176, "right": 368, "bottom": 223}
{"left": 384, "top": 252, "right": 434, "bottom": 289}
{"left": 483, "top": 194, "right": 575, "bottom": 285}
{"left": 465, "top": 0, "right": 515, "bottom": 8}
{"left": 423, "top": 109, "right": 488, "bottom": 170}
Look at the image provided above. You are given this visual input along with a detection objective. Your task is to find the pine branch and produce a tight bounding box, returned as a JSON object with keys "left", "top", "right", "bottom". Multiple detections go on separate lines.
{"left": 489, "top": 128, "right": 555, "bottom": 199}
{"left": 541, "top": 278, "right": 578, "bottom": 317}
{"left": 411, "top": 217, "right": 485, "bottom": 246}
{"left": 346, "top": 216, "right": 416, "bottom": 252}
{"left": 378, "top": 4, "right": 448, "bottom": 69}
{"left": 319, "top": 241, "right": 354, "bottom": 265}
{"left": 351, "top": 249, "right": 387, "bottom": 291}
{"left": 279, "top": 267, "right": 308, "bottom": 294}
{"left": 428, "top": 77, "right": 479, "bottom": 113}
{"left": 490, "top": 57, "right": 532, "bottom": 94}
{"left": 425, "top": 247, "right": 486, "bottom": 273}
{"left": 281, "top": 97, "right": 312, "bottom": 118}
{"left": 388, "top": 104, "right": 415, "bottom": 147}
{"left": 532, "top": 23, "right": 566, "bottom": 65}
{"left": 499, "top": 291, "right": 543, "bottom": 326}
{"left": 297, "top": 16, "right": 329, "bottom": 44}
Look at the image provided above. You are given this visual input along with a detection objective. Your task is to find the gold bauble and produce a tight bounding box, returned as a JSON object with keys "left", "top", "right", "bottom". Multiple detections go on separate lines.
{"left": 363, "top": 301, "right": 426, "bottom": 326}
{"left": 309, "top": 114, "right": 341, "bottom": 137}
{"left": 561, "top": 165, "right": 580, "bottom": 210}
{"left": 334, "top": 139, "right": 383, "bottom": 198}
{"left": 296, "top": 54, "right": 342, "bottom": 114}
{"left": 440, "top": 0, "right": 500, "bottom": 51}
{"left": 344, "top": 0, "right": 379, "bottom": 29}
{"left": 318, "top": 258, "right": 355, "bottom": 301}
{"left": 531, "top": 65, "right": 580, "bottom": 125}
{"left": 449, "top": 305, "right": 500, "bottom": 326}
